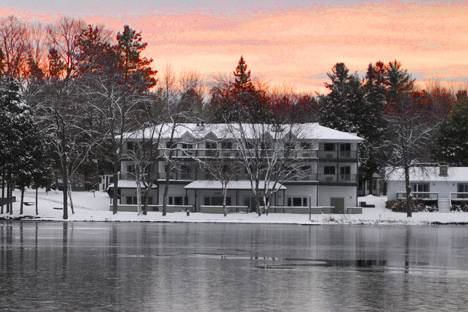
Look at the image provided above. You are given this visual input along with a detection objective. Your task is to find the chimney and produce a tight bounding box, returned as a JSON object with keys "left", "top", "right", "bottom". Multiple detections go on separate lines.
{"left": 439, "top": 164, "right": 448, "bottom": 177}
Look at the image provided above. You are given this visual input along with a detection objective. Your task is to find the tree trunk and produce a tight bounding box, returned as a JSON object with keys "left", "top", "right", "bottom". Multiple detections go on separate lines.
{"left": 35, "top": 186, "right": 38, "bottom": 215}
{"left": 1, "top": 169, "right": 4, "bottom": 214}
{"left": 142, "top": 188, "right": 149, "bottom": 215}
{"left": 20, "top": 187, "right": 24, "bottom": 215}
{"left": 63, "top": 166, "right": 69, "bottom": 220}
{"left": 68, "top": 183, "right": 75, "bottom": 214}
{"left": 222, "top": 185, "right": 228, "bottom": 217}
{"left": 8, "top": 181, "right": 12, "bottom": 215}
{"left": 136, "top": 173, "right": 141, "bottom": 215}
{"left": 112, "top": 159, "right": 119, "bottom": 214}
{"left": 404, "top": 165, "right": 412, "bottom": 218}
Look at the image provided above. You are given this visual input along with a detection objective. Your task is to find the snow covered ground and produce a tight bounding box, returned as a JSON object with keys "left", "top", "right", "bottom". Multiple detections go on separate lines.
{"left": 3, "top": 189, "right": 468, "bottom": 225}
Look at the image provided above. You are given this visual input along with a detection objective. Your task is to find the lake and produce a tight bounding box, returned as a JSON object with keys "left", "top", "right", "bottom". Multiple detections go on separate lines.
{"left": 1, "top": 222, "right": 468, "bottom": 311}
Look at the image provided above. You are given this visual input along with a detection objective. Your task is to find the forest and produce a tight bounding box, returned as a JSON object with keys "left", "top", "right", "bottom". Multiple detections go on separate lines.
{"left": 1, "top": 15, "right": 468, "bottom": 218}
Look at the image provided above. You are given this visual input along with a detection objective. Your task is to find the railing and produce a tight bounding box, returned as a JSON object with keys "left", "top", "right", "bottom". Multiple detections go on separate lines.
{"left": 261, "top": 205, "right": 336, "bottom": 214}
{"left": 118, "top": 172, "right": 358, "bottom": 184}
{"left": 396, "top": 192, "right": 439, "bottom": 200}
{"left": 157, "top": 148, "right": 318, "bottom": 159}
{"left": 450, "top": 192, "right": 468, "bottom": 200}
{"left": 199, "top": 205, "right": 249, "bottom": 213}
{"left": 318, "top": 150, "right": 358, "bottom": 161}
{"left": 317, "top": 174, "right": 357, "bottom": 184}
{"left": 110, "top": 204, "right": 194, "bottom": 213}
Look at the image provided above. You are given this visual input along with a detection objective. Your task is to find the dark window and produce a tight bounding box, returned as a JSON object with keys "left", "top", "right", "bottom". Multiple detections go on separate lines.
{"left": 168, "top": 196, "right": 188, "bottom": 205}
{"left": 127, "top": 142, "right": 136, "bottom": 151}
{"left": 411, "top": 183, "right": 429, "bottom": 192}
{"left": 324, "top": 166, "right": 335, "bottom": 175}
{"left": 301, "top": 142, "right": 312, "bottom": 150}
{"left": 340, "top": 166, "right": 351, "bottom": 174}
{"left": 324, "top": 143, "right": 335, "bottom": 151}
{"left": 458, "top": 183, "right": 468, "bottom": 193}
{"left": 204, "top": 197, "right": 231, "bottom": 206}
{"left": 126, "top": 196, "right": 137, "bottom": 205}
{"left": 166, "top": 142, "right": 176, "bottom": 148}
{"left": 221, "top": 141, "right": 233, "bottom": 149}
{"left": 288, "top": 197, "right": 308, "bottom": 207}
{"left": 340, "top": 143, "right": 351, "bottom": 152}
{"left": 206, "top": 142, "right": 217, "bottom": 149}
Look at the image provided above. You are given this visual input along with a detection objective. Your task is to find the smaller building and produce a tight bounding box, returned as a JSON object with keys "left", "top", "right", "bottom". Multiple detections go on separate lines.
{"left": 386, "top": 165, "right": 468, "bottom": 212}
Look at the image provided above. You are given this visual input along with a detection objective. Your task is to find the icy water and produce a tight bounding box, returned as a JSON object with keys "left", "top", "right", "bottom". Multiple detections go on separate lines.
{"left": 1, "top": 223, "right": 468, "bottom": 312}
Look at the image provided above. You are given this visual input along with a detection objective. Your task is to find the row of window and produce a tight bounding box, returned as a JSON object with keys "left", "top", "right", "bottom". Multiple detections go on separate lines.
{"left": 323, "top": 166, "right": 351, "bottom": 175}
{"left": 126, "top": 196, "right": 153, "bottom": 205}
{"left": 410, "top": 183, "right": 468, "bottom": 193}
{"left": 323, "top": 143, "right": 351, "bottom": 152}
{"left": 128, "top": 141, "right": 321, "bottom": 151}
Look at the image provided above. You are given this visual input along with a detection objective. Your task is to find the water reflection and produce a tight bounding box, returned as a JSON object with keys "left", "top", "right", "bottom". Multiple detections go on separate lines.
{"left": 1, "top": 222, "right": 468, "bottom": 311}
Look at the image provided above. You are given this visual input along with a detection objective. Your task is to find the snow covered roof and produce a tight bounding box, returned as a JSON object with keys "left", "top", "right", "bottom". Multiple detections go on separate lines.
{"left": 184, "top": 180, "right": 286, "bottom": 190}
{"left": 107, "top": 180, "right": 158, "bottom": 189}
{"left": 386, "top": 167, "right": 468, "bottom": 182}
{"left": 123, "top": 123, "right": 363, "bottom": 142}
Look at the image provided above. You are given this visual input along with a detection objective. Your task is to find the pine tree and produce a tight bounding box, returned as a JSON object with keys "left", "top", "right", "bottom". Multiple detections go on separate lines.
{"left": 384, "top": 60, "right": 415, "bottom": 114}
{"left": 434, "top": 97, "right": 468, "bottom": 165}
{"left": 233, "top": 56, "right": 253, "bottom": 92}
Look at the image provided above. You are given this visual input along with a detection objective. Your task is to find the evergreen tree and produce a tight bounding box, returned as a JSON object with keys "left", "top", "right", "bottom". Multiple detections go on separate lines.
{"left": 233, "top": 56, "right": 254, "bottom": 92}
{"left": 319, "top": 62, "right": 388, "bottom": 193}
{"left": 434, "top": 97, "right": 468, "bottom": 165}
{"left": 384, "top": 60, "right": 415, "bottom": 114}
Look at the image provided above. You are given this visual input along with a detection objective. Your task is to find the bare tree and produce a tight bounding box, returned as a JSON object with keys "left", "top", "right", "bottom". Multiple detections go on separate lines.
{"left": 0, "top": 16, "right": 31, "bottom": 79}
{"left": 384, "top": 95, "right": 439, "bottom": 217}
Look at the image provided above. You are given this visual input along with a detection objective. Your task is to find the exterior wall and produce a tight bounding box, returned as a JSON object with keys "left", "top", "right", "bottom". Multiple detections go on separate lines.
{"left": 387, "top": 180, "right": 458, "bottom": 200}
{"left": 283, "top": 184, "right": 318, "bottom": 206}
{"left": 317, "top": 185, "right": 358, "bottom": 208}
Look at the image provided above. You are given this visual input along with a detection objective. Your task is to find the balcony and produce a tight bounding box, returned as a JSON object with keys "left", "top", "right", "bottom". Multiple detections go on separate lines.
{"left": 450, "top": 192, "right": 468, "bottom": 201}
{"left": 396, "top": 192, "right": 438, "bottom": 200}
{"left": 158, "top": 148, "right": 318, "bottom": 159}
{"left": 318, "top": 150, "right": 357, "bottom": 161}
{"left": 317, "top": 174, "right": 357, "bottom": 184}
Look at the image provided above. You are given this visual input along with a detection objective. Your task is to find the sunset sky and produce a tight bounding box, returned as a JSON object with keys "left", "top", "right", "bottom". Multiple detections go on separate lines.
{"left": 1, "top": 0, "right": 468, "bottom": 92}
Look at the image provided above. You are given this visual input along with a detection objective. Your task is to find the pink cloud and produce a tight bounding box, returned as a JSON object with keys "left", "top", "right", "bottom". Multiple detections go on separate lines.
{"left": 1, "top": 2, "right": 468, "bottom": 92}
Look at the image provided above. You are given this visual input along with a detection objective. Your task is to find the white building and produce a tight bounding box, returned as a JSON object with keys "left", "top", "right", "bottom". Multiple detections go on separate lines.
{"left": 386, "top": 165, "right": 468, "bottom": 212}
{"left": 109, "top": 123, "right": 363, "bottom": 213}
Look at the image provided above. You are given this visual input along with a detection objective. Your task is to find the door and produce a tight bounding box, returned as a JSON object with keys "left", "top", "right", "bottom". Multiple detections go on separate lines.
{"left": 330, "top": 197, "right": 345, "bottom": 213}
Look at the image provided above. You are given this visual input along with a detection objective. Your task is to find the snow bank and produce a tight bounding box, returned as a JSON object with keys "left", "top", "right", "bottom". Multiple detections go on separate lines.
{"left": 3, "top": 190, "right": 468, "bottom": 225}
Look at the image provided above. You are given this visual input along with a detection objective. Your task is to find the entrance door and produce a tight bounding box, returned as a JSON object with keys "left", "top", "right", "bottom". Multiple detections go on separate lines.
{"left": 330, "top": 197, "right": 345, "bottom": 213}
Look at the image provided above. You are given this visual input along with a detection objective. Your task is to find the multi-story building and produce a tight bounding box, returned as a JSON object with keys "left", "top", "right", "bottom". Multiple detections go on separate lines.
{"left": 110, "top": 123, "right": 363, "bottom": 212}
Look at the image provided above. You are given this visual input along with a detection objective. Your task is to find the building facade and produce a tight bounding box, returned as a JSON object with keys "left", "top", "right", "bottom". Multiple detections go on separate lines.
{"left": 386, "top": 165, "right": 468, "bottom": 212}
{"left": 110, "top": 123, "right": 363, "bottom": 212}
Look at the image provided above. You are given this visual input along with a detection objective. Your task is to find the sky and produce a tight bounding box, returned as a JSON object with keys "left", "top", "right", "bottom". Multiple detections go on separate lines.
{"left": 1, "top": 0, "right": 468, "bottom": 93}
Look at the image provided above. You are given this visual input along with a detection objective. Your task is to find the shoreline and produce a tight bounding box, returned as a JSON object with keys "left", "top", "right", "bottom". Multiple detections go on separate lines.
{"left": 2, "top": 214, "right": 468, "bottom": 226}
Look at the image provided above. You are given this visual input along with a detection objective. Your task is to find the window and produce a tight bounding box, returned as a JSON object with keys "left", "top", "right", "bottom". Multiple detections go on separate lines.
{"left": 181, "top": 143, "right": 193, "bottom": 149}
{"left": 340, "top": 166, "right": 351, "bottom": 174}
{"left": 287, "top": 197, "right": 308, "bottom": 207}
{"left": 458, "top": 183, "right": 468, "bottom": 193}
{"left": 221, "top": 141, "right": 233, "bottom": 149}
{"left": 206, "top": 142, "right": 217, "bottom": 149}
{"left": 126, "top": 196, "right": 137, "bottom": 205}
{"left": 340, "top": 143, "right": 351, "bottom": 152}
{"left": 324, "top": 166, "right": 335, "bottom": 175}
{"left": 324, "top": 143, "right": 335, "bottom": 151}
{"left": 411, "top": 183, "right": 429, "bottom": 193}
{"left": 180, "top": 165, "right": 192, "bottom": 179}
{"left": 127, "top": 142, "right": 136, "bottom": 151}
{"left": 166, "top": 142, "right": 176, "bottom": 149}
{"left": 127, "top": 164, "right": 135, "bottom": 173}
{"left": 126, "top": 196, "right": 152, "bottom": 205}
{"left": 301, "top": 142, "right": 312, "bottom": 150}
{"left": 204, "top": 197, "right": 231, "bottom": 206}
{"left": 168, "top": 196, "right": 188, "bottom": 205}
